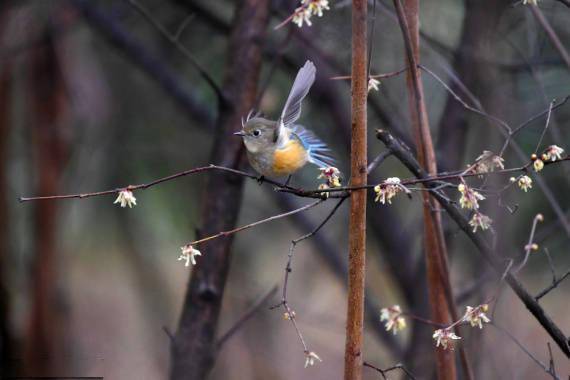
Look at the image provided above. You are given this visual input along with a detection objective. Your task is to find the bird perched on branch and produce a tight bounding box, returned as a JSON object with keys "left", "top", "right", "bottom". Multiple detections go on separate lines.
{"left": 234, "top": 61, "right": 335, "bottom": 180}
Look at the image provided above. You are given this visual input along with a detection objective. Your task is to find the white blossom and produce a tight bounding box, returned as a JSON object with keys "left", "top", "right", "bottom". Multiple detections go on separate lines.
{"left": 304, "top": 351, "right": 322, "bottom": 368}
{"left": 463, "top": 304, "right": 490, "bottom": 329}
{"left": 178, "top": 245, "right": 202, "bottom": 266}
{"left": 292, "top": 7, "right": 312, "bottom": 27}
{"left": 368, "top": 78, "right": 381, "bottom": 92}
{"left": 433, "top": 328, "right": 461, "bottom": 350}
{"left": 543, "top": 145, "right": 564, "bottom": 162}
{"left": 457, "top": 183, "right": 485, "bottom": 210}
{"left": 517, "top": 175, "right": 533, "bottom": 192}
{"left": 374, "top": 177, "right": 409, "bottom": 205}
{"left": 303, "top": 0, "right": 330, "bottom": 17}
{"left": 469, "top": 212, "right": 492, "bottom": 233}
{"left": 114, "top": 189, "right": 137, "bottom": 208}
{"left": 380, "top": 305, "right": 407, "bottom": 335}
{"left": 473, "top": 151, "right": 504, "bottom": 174}
{"left": 318, "top": 167, "right": 342, "bottom": 188}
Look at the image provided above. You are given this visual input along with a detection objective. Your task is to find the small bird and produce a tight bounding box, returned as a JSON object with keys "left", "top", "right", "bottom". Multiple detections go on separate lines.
{"left": 234, "top": 61, "right": 335, "bottom": 179}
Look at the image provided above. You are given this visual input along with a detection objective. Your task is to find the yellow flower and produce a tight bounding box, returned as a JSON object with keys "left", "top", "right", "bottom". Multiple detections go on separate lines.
{"left": 318, "top": 167, "right": 342, "bottom": 188}
{"left": 533, "top": 158, "right": 544, "bottom": 172}
{"left": 517, "top": 175, "right": 533, "bottom": 192}
{"left": 374, "top": 178, "right": 408, "bottom": 205}
{"left": 458, "top": 183, "right": 485, "bottom": 210}
{"left": 463, "top": 305, "right": 491, "bottom": 329}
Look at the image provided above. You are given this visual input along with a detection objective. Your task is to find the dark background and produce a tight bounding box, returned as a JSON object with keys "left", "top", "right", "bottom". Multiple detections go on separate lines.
{"left": 1, "top": 0, "right": 569, "bottom": 378}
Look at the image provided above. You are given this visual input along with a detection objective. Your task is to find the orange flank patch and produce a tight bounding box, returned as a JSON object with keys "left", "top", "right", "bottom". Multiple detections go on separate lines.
{"left": 272, "top": 139, "right": 308, "bottom": 176}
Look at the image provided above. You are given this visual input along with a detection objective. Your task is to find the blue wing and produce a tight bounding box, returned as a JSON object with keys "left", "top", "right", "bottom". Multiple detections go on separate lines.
{"left": 291, "top": 125, "right": 335, "bottom": 168}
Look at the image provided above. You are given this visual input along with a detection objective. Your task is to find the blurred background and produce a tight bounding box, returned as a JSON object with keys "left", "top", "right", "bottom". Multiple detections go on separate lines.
{"left": 1, "top": 0, "right": 569, "bottom": 378}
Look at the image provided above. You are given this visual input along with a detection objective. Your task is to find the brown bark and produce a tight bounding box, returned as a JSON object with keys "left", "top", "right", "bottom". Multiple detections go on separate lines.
{"left": 344, "top": 1, "right": 367, "bottom": 380}
{"left": 24, "top": 31, "right": 69, "bottom": 377}
{"left": 170, "top": 0, "right": 269, "bottom": 379}
{"left": 0, "top": 23, "right": 14, "bottom": 378}
{"left": 394, "top": 1, "right": 457, "bottom": 379}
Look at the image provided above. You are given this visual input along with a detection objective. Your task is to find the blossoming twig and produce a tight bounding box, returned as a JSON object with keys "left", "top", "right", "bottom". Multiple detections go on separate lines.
{"left": 514, "top": 213, "right": 544, "bottom": 273}
{"left": 376, "top": 129, "right": 570, "bottom": 357}
{"left": 272, "top": 197, "right": 347, "bottom": 366}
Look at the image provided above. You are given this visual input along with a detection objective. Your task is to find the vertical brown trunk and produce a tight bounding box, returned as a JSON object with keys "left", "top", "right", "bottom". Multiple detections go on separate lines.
{"left": 436, "top": 0, "right": 510, "bottom": 169}
{"left": 170, "top": 0, "right": 269, "bottom": 379}
{"left": 395, "top": 1, "right": 456, "bottom": 379}
{"left": 24, "top": 31, "right": 68, "bottom": 377}
{"left": 344, "top": 1, "right": 367, "bottom": 380}
{"left": 0, "top": 24, "right": 14, "bottom": 377}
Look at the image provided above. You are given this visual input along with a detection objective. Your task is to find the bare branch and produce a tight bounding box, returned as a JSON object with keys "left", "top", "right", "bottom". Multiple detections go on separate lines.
{"left": 363, "top": 361, "right": 417, "bottom": 380}
{"left": 216, "top": 286, "right": 278, "bottom": 350}
{"left": 185, "top": 200, "right": 323, "bottom": 247}
{"left": 491, "top": 323, "right": 560, "bottom": 380}
{"left": 124, "top": 0, "right": 225, "bottom": 103}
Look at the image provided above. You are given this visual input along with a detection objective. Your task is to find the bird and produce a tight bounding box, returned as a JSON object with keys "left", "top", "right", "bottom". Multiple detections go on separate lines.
{"left": 234, "top": 61, "right": 335, "bottom": 180}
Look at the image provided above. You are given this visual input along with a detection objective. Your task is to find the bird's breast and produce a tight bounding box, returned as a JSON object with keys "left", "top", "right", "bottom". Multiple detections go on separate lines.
{"left": 271, "top": 139, "right": 308, "bottom": 176}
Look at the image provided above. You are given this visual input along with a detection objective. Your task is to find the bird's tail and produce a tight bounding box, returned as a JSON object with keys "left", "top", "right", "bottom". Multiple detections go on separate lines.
{"left": 292, "top": 125, "right": 336, "bottom": 168}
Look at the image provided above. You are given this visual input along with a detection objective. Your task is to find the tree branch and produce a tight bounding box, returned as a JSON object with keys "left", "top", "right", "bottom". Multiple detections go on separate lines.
{"left": 377, "top": 129, "right": 570, "bottom": 358}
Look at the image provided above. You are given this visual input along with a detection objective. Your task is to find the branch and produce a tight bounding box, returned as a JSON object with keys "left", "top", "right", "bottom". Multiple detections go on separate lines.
{"left": 363, "top": 361, "right": 417, "bottom": 380}
{"left": 535, "top": 270, "right": 570, "bottom": 301}
{"left": 377, "top": 129, "right": 570, "bottom": 357}
{"left": 393, "top": 1, "right": 464, "bottom": 378}
{"left": 529, "top": 5, "right": 570, "bottom": 71}
{"left": 216, "top": 286, "right": 278, "bottom": 350}
{"left": 491, "top": 323, "right": 560, "bottom": 380}
{"left": 124, "top": 0, "right": 226, "bottom": 103}
{"left": 71, "top": 0, "right": 214, "bottom": 128}
{"left": 185, "top": 200, "right": 323, "bottom": 247}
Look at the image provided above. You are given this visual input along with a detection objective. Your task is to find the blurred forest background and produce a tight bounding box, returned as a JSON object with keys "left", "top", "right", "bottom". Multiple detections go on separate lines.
{"left": 1, "top": 0, "right": 569, "bottom": 379}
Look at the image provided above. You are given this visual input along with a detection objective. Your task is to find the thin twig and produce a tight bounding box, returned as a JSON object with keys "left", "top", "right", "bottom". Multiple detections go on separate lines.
{"left": 491, "top": 323, "right": 560, "bottom": 380}
{"left": 363, "top": 361, "right": 417, "bottom": 380}
{"left": 511, "top": 96, "right": 570, "bottom": 136}
{"left": 419, "top": 64, "right": 512, "bottom": 135}
{"left": 514, "top": 214, "right": 543, "bottom": 273}
{"left": 529, "top": 5, "right": 570, "bottom": 70}
{"left": 367, "top": 150, "right": 392, "bottom": 174}
{"left": 216, "top": 286, "right": 278, "bottom": 350}
{"left": 533, "top": 100, "right": 555, "bottom": 154}
{"left": 330, "top": 67, "right": 407, "bottom": 81}
{"left": 19, "top": 165, "right": 277, "bottom": 202}
{"left": 185, "top": 200, "right": 323, "bottom": 247}
{"left": 273, "top": 197, "right": 347, "bottom": 353}
{"left": 535, "top": 270, "right": 570, "bottom": 301}
{"left": 125, "top": 0, "right": 225, "bottom": 103}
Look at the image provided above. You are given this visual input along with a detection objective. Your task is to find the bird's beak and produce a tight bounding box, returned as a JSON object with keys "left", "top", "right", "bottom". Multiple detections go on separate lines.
{"left": 234, "top": 131, "right": 245, "bottom": 137}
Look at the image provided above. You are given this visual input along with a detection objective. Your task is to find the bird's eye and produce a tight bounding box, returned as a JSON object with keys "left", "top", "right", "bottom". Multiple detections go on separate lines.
{"left": 253, "top": 129, "right": 261, "bottom": 137}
